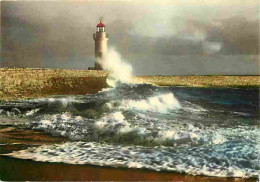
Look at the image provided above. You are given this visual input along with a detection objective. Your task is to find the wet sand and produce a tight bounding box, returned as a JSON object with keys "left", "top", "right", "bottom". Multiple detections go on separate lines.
{"left": 0, "top": 156, "right": 257, "bottom": 182}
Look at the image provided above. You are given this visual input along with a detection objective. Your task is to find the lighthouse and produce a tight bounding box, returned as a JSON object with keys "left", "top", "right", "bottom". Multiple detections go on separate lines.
{"left": 92, "top": 18, "right": 109, "bottom": 70}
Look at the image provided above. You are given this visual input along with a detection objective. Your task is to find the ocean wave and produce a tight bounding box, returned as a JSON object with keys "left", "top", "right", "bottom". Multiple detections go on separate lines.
{"left": 106, "top": 93, "right": 180, "bottom": 113}
{"left": 25, "top": 109, "right": 245, "bottom": 148}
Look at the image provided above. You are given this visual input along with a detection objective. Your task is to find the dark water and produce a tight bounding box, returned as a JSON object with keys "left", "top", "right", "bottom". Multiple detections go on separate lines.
{"left": 0, "top": 84, "right": 259, "bottom": 178}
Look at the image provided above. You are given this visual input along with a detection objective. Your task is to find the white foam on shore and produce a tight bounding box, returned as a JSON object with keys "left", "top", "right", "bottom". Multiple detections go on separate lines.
{"left": 5, "top": 141, "right": 259, "bottom": 178}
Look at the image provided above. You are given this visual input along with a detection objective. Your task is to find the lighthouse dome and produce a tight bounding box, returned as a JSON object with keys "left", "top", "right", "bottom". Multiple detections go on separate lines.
{"left": 97, "top": 21, "right": 105, "bottom": 27}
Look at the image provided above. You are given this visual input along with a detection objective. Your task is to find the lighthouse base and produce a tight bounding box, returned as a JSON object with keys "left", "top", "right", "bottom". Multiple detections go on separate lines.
{"left": 88, "top": 67, "right": 96, "bottom": 70}
{"left": 88, "top": 66, "right": 103, "bottom": 70}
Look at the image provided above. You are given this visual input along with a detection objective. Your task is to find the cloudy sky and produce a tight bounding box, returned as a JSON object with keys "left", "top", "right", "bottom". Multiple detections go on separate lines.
{"left": 1, "top": 0, "right": 259, "bottom": 75}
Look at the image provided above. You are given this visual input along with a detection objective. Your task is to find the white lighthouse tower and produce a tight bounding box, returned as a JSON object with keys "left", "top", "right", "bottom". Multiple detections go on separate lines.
{"left": 93, "top": 18, "right": 108, "bottom": 70}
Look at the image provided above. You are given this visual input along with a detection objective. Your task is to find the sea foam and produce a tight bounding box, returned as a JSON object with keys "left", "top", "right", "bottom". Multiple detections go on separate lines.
{"left": 5, "top": 140, "right": 259, "bottom": 178}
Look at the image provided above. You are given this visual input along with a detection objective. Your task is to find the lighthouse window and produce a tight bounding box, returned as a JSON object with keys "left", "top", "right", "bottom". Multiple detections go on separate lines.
{"left": 97, "top": 27, "right": 105, "bottom": 32}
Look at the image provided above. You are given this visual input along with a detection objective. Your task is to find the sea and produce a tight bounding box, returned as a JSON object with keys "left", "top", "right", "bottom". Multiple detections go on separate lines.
{"left": 0, "top": 83, "right": 259, "bottom": 178}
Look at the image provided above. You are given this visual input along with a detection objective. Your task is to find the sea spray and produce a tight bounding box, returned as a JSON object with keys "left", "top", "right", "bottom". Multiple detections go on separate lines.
{"left": 100, "top": 48, "right": 133, "bottom": 87}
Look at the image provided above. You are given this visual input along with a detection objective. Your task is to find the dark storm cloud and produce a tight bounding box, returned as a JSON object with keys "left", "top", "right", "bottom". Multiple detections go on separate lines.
{"left": 219, "top": 17, "right": 259, "bottom": 55}
{"left": 1, "top": 1, "right": 96, "bottom": 68}
{"left": 2, "top": 15, "right": 43, "bottom": 67}
{"left": 112, "top": 16, "right": 259, "bottom": 57}
{"left": 0, "top": 0, "right": 259, "bottom": 71}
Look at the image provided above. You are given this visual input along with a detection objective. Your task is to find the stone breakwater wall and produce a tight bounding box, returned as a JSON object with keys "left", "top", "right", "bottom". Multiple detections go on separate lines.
{"left": 134, "top": 75, "right": 260, "bottom": 88}
{"left": 1, "top": 68, "right": 259, "bottom": 100}
{"left": 0, "top": 68, "right": 108, "bottom": 100}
